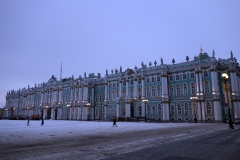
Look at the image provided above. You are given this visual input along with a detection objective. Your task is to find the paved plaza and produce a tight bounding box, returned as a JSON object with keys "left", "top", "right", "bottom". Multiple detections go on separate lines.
{"left": 0, "top": 120, "right": 238, "bottom": 160}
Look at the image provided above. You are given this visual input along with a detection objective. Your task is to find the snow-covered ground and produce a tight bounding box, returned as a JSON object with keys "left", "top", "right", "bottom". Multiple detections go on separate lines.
{"left": 0, "top": 120, "right": 230, "bottom": 160}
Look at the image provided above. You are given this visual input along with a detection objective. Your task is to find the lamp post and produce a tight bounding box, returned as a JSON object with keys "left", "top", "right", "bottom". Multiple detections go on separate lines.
{"left": 222, "top": 72, "right": 234, "bottom": 129}
{"left": 190, "top": 96, "right": 197, "bottom": 123}
{"left": 142, "top": 99, "right": 148, "bottom": 122}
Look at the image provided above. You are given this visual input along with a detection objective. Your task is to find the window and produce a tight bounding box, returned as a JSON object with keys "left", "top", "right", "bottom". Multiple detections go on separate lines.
{"left": 113, "top": 82, "right": 115, "bottom": 88}
{"left": 146, "top": 77, "right": 150, "bottom": 83}
{"left": 116, "top": 82, "right": 119, "bottom": 87}
{"left": 157, "top": 85, "right": 161, "bottom": 97}
{"left": 190, "top": 73, "right": 195, "bottom": 79}
{"left": 147, "top": 105, "right": 150, "bottom": 116}
{"left": 116, "top": 90, "right": 119, "bottom": 97}
{"left": 177, "top": 104, "right": 182, "bottom": 115}
{"left": 108, "top": 91, "right": 111, "bottom": 100}
{"left": 206, "top": 102, "right": 212, "bottom": 115}
{"left": 203, "top": 70, "right": 208, "bottom": 77}
{"left": 122, "top": 90, "right": 126, "bottom": 98}
{"left": 191, "top": 83, "right": 196, "bottom": 95}
{"left": 204, "top": 81, "right": 210, "bottom": 94}
{"left": 157, "top": 104, "right": 162, "bottom": 115}
{"left": 146, "top": 87, "right": 150, "bottom": 97}
{"left": 152, "top": 76, "right": 155, "bottom": 83}
{"left": 184, "top": 103, "right": 189, "bottom": 115}
{"left": 157, "top": 76, "right": 160, "bottom": 82}
{"left": 182, "top": 73, "right": 187, "bottom": 80}
{"left": 138, "top": 88, "right": 142, "bottom": 98}
{"left": 176, "top": 84, "right": 181, "bottom": 96}
{"left": 122, "top": 107, "right": 125, "bottom": 116}
{"left": 152, "top": 106, "right": 156, "bottom": 115}
{"left": 95, "top": 95, "right": 98, "bottom": 102}
{"left": 138, "top": 106, "right": 142, "bottom": 116}
{"left": 99, "top": 95, "right": 102, "bottom": 102}
{"left": 138, "top": 78, "right": 141, "bottom": 84}
{"left": 152, "top": 86, "right": 155, "bottom": 97}
{"left": 123, "top": 81, "right": 126, "bottom": 86}
{"left": 112, "top": 91, "right": 116, "bottom": 100}
{"left": 170, "top": 105, "right": 175, "bottom": 115}
{"left": 109, "top": 83, "right": 111, "bottom": 88}
{"left": 169, "top": 75, "right": 173, "bottom": 81}
{"left": 130, "top": 79, "right": 134, "bottom": 85}
{"left": 176, "top": 74, "right": 180, "bottom": 81}
{"left": 183, "top": 84, "right": 188, "bottom": 95}
{"left": 130, "top": 89, "right": 134, "bottom": 98}
{"left": 169, "top": 85, "right": 174, "bottom": 96}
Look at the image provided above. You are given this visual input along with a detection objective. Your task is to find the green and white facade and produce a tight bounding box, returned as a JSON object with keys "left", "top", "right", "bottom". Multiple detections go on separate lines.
{"left": 4, "top": 50, "right": 240, "bottom": 122}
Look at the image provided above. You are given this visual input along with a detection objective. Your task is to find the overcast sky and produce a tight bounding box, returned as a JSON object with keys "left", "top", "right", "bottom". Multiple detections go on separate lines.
{"left": 0, "top": 0, "right": 239, "bottom": 107}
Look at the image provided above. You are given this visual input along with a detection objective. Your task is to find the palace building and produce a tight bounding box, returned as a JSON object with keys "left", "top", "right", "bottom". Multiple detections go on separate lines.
{"left": 3, "top": 49, "right": 240, "bottom": 122}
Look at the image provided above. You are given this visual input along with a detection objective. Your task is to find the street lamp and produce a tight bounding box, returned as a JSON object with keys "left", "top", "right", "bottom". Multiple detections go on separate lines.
{"left": 142, "top": 99, "right": 148, "bottom": 122}
{"left": 222, "top": 72, "right": 234, "bottom": 129}
{"left": 190, "top": 96, "right": 197, "bottom": 123}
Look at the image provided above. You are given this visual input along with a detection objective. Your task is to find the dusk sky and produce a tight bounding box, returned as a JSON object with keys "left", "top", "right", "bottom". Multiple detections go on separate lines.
{"left": 0, "top": 0, "right": 239, "bottom": 107}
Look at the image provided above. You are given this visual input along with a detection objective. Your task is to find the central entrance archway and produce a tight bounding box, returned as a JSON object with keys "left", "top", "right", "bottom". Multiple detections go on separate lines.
{"left": 130, "top": 103, "right": 134, "bottom": 118}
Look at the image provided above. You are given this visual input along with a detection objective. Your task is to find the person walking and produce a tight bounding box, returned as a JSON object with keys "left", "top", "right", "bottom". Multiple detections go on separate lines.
{"left": 41, "top": 118, "right": 44, "bottom": 126}
{"left": 27, "top": 117, "right": 30, "bottom": 126}
{"left": 113, "top": 118, "right": 117, "bottom": 127}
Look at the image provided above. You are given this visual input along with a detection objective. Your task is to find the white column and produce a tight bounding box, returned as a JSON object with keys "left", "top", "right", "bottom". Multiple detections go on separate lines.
{"left": 77, "top": 107, "right": 81, "bottom": 120}
{"left": 116, "top": 103, "right": 119, "bottom": 119}
{"left": 199, "top": 72, "right": 203, "bottom": 93}
{"left": 119, "top": 81, "right": 122, "bottom": 98}
{"left": 105, "top": 84, "right": 108, "bottom": 101}
{"left": 126, "top": 79, "right": 129, "bottom": 96}
{"left": 141, "top": 77, "right": 145, "bottom": 98}
{"left": 74, "top": 87, "right": 77, "bottom": 102}
{"left": 69, "top": 107, "right": 72, "bottom": 119}
{"left": 126, "top": 103, "right": 130, "bottom": 119}
{"left": 134, "top": 78, "right": 137, "bottom": 97}
{"left": 197, "top": 102, "right": 201, "bottom": 121}
{"left": 91, "top": 87, "right": 94, "bottom": 103}
{"left": 195, "top": 72, "right": 200, "bottom": 93}
{"left": 70, "top": 87, "right": 73, "bottom": 102}
{"left": 201, "top": 102, "right": 206, "bottom": 121}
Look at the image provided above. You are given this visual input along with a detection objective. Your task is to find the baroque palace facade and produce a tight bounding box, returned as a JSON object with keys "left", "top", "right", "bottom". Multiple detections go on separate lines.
{"left": 3, "top": 50, "right": 240, "bottom": 122}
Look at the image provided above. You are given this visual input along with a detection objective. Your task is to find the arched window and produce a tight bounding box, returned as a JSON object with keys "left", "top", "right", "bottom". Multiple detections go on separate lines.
{"left": 108, "top": 91, "right": 111, "bottom": 100}
{"left": 169, "top": 85, "right": 174, "bottom": 96}
{"left": 112, "top": 91, "right": 116, "bottom": 100}
{"left": 152, "top": 76, "right": 155, "bottom": 83}
{"left": 170, "top": 104, "right": 175, "bottom": 115}
{"left": 146, "top": 77, "right": 150, "bottom": 83}
{"left": 130, "top": 79, "right": 134, "bottom": 85}
{"left": 183, "top": 83, "right": 188, "bottom": 95}
{"left": 152, "top": 106, "right": 156, "bottom": 115}
{"left": 147, "top": 105, "right": 150, "bottom": 116}
{"left": 177, "top": 103, "right": 182, "bottom": 115}
{"left": 191, "top": 82, "right": 196, "bottom": 95}
{"left": 157, "top": 85, "right": 161, "bottom": 97}
{"left": 206, "top": 102, "right": 212, "bottom": 115}
{"left": 138, "top": 88, "right": 142, "bottom": 98}
{"left": 157, "top": 104, "right": 162, "bottom": 115}
{"left": 152, "top": 86, "right": 155, "bottom": 97}
{"left": 176, "top": 84, "right": 181, "bottom": 96}
{"left": 130, "top": 88, "right": 134, "bottom": 98}
{"left": 157, "top": 76, "right": 161, "bottom": 82}
{"left": 146, "top": 87, "right": 150, "bottom": 97}
{"left": 138, "top": 78, "right": 142, "bottom": 84}
{"left": 122, "top": 106, "right": 125, "bottom": 116}
{"left": 138, "top": 106, "right": 142, "bottom": 116}
{"left": 204, "top": 81, "right": 210, "bottom": 94}
{"left": 184, "top": 103, "right": 189, "bottom": 115}
{"left": 122, "top": 89, "right": 126, "bottom": 98}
